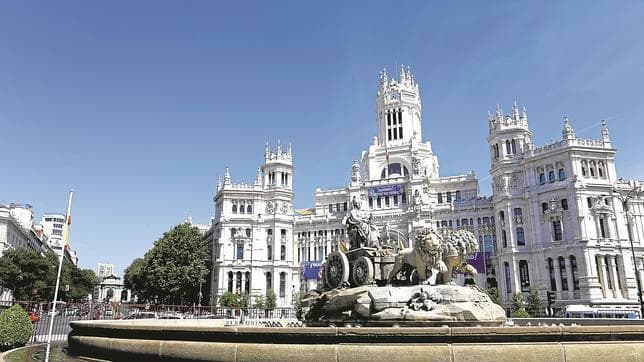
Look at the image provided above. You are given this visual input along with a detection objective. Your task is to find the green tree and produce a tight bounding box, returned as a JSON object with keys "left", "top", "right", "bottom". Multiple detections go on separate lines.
{"left": 253, "top": 295, "right": 266, "bottom": 309}
{"left": 510, "top": 292, "right": 530, "bottom": 318}
{"left": 239, "top": 293, "right": 250, "bottom": 309}
{"left": 265, "top": 288, "right": 277, "bottom": 309}
{"left": 219, "top": 291, "right": 240, "bottom": 307}
{"left": 526, "top": 288, "right": 543, "bottom": 317}
{"left": 123, "top": 257, "right": 146, "bottom": 298}
{"left": 0, "top": 248, "right": 52, "bottom": 301}
{"left": 140, "top": 223, "right": 211, "bottom": 304}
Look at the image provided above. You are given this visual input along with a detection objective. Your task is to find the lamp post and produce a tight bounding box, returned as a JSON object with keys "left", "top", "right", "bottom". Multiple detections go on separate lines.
{"left": 613, "top": 179, "right": 644, "bottom": 318}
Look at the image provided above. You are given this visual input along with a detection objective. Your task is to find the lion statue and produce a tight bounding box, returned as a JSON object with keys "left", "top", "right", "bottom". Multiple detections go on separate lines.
{"left": 386, "top": 227, "right": 447, "bottom": 285}
{"left": 438, "top": 229, "right": 479, "bottom": 284}
{"left": 386, "top": 227, "right": 479, "bottom": 285}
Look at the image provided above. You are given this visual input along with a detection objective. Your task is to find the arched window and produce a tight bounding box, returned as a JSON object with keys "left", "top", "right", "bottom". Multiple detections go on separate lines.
{"left": 455, "top": 191, "right": 462, "bottom": 202}
{"left": 604, "top": 255, "right": 613, "bottom": 290}
{"left": 232, "top": 204, "right": 238, "bottom": 213}
{"left": 236, "top": 271, "right": 242, "bottom": 293}
{"left": 265, "top": 272, "right": 272, "bottom": 292}
{"left": 228, "top": 271, "right": 234, "bottom": 292}
{"left": 547, "top": 258, "right": 556, "bottom": 291}
{"left": 504, "top": 262, "right": 511, "bottom": 294}
{"left": 448, "top": 220, "right": 453, "bottom": 228}
{"left": 484, "top": 235, "right": 492, "bottom": 252}
{"left": 245, "top": 228, "right": 252, "bottom": 237}
{"left": 505, "top": 140, "right": 511, "bottom": 155}
{"left": 501, "top": 230, "right": 507, "bottom": 248}
{"left": 247, "top": 204, "right": 253, "bottom": 214}
{"left": 267, "top": 245, "right": 272, "bottom": 260}
{"left": 581, "top": 161, "right": 587, "bottom": 177}
{"left": 279, "top": 272, "right": 286, "bottom": 298}
{"left": 589, "top": 161, "right": 596, "bottom": 177}
{"left": 548, "top": 170, "right": 556, "bottom": 183}
{"left": 511, "top": 139, "right": 517, "bottom": 154}
{"left": 461, "top": 218, "right": 468, "bottom": 226}
{"left": 245, "top": 271, "right": 250, "bottom": 294}
{"left": 437, "top": 193, "right": 443, "bottom": 203}
{"left": 280, "top": 245, "right": 286, "bottom": 261}
{"left": 558, "top": 168, "right": 566, "bottom": 180}
{"left": 469, "top": 218, "right": 473, "bottom": 225}
{"left": 570, "top": 255, "right": 580, "bottom": 291}
{"left": 516, "top": 227, "right": 525, "bottom": 246}
{"left": 539, "top": 173, "right": 546, "bottom": 185}
{"left": 558, "top": 256, "right": 568, "bottom": 291}
{"left": 519, "top": 260, "right": 530, "bottom": 292}
{"left": 598, "top": 162, "right": 605, "bottom": 178}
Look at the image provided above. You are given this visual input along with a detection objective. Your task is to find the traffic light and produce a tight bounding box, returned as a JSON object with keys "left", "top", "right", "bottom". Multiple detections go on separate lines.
{"left": 547, "top": 291, "right": 556, "bottom": 307}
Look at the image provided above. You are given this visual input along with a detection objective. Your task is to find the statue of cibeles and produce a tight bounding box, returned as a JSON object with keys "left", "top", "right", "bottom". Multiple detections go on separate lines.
{"left": 342, "top": 196, "right": 379, "bottom": 249}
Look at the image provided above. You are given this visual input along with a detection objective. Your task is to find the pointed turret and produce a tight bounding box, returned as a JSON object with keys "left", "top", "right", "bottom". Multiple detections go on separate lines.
{"left": 216, "top": 176, "right": 222, "bottom": 192}
{"left": 512, "top": 100, "right": 520, "bottom": 121}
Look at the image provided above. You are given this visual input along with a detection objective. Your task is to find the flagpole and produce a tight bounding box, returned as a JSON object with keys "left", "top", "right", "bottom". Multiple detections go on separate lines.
{"left": 45, "top": 190, "right": 73, "bottom": 362}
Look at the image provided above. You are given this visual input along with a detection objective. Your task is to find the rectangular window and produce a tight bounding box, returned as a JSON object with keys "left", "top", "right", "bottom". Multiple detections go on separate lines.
{"left": 328, "top": 204, "right": 333, "bottom": 213}
{"left": 377, "top": 197, "right": 382, "bottom": 208}
{"left": 236, "top": 242, "right": 244, "bottom": 260}
{"left": 437, "top": 193, "right": 443, "bottom": 203}
{"left": 402, "top": 192, "right": 407, "bottom": 205}
{"left": 393, "top": 196, "right": 398, "bottom": 206}
{"left": 455, "top": 191, "right": 461, "bottom": 202}
{"left": 599, "top": 217, "right": 607, "bottom": 238}
{"left": 516, "top": 227, "right": 525, "bottom": 246}
{"left": 446, "top": 192, "right": 452, "bottom": 203}
{"left": 561, "top": 199, "right": 568, "bottom": 210}
{"left": 553, "top": 220, "right": 563, "bottom": 241}
{"left": 279, "top": 273, "right": 286, "bottom": 298}
{"left": 399, "top": 126, "right": 403, "bottom": 139}
{"left": 385, "top": 196, "right": 390, "bottom": 207}
{"left": 369, "top": 197, "right": 373, "bottom": 208}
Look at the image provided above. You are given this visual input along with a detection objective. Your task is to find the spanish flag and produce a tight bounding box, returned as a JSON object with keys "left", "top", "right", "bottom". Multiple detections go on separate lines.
{"left": 62, "top": 191, "right": 73, "bottom": 248}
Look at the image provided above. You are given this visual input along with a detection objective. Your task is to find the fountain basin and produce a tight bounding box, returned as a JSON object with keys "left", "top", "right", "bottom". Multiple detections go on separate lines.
{"left": 68, "top": 319, "right": 644, "bottom": 361}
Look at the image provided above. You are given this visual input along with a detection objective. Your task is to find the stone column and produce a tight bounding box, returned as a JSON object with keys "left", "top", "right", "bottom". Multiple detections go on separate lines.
{"left": 241, "top": 272, "right": 246, "bottom": 294}
{"left": 564, "top": 256, "right": 575, "bottom": 300}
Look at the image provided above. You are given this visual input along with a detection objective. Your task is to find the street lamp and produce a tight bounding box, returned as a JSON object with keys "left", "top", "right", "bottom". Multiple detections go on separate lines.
{"left": 613, "top": 178, "right": 644, "bottom": 318}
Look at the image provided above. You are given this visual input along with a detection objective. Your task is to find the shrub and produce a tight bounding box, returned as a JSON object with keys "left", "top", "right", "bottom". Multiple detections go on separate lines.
{"left": 0, "top": 304, "right": 33, "bottom": 351}
{"left": 219, "top": 292, "right": 240, "bottom": 307}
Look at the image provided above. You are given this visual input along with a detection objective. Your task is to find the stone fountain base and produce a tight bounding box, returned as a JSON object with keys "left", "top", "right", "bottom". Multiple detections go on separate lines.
{"left": 302, "top": 284, "right": 506, "bottom": 326}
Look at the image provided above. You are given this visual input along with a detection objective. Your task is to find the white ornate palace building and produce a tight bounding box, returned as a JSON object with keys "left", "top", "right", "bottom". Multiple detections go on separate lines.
{"left": 207, "top": 66, "right": 644, "bottom": 314}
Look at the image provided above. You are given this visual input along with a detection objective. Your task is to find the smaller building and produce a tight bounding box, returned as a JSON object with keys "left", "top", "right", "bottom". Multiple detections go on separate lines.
{"left": 93, "top": 274, "right": 129, "bottom": 303}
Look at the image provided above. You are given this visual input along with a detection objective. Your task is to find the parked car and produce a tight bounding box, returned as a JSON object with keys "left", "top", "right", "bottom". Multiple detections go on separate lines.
{"left": 28, "top": 312, "right": 41, "bottom": 323}
{"left": 124, "top": 312, "right": 157, "bottom": 319}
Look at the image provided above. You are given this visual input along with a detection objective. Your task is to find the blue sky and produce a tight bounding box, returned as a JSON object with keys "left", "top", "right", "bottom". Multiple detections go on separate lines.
{"left": 2, "top": 1, "right": 643, "bottom": 275}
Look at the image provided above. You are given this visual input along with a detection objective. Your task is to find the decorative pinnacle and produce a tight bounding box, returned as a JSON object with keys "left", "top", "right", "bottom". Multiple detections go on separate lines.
{"left": 223, "top": 167, "right": 231, "bottom": 184}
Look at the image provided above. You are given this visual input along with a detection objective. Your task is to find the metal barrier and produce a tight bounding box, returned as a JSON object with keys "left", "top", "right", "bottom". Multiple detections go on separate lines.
{"left": 0, "top": 300, "right": 299, "bottom": 344}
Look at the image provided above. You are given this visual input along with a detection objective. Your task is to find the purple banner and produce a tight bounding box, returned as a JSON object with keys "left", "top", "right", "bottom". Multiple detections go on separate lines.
{"left": 464, "top": 252, "right": 490, "bottom": 273}
{"left": 368, "top": 184, "right": 403, "bottom": 197}
{"left": 301, "top": 261, "right": 324, "bottom": 280}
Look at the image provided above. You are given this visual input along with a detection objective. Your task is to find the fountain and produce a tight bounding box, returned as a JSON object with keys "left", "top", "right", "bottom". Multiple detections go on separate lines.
{"left": 64, "top": 216, "right": 644, "bottom": 361}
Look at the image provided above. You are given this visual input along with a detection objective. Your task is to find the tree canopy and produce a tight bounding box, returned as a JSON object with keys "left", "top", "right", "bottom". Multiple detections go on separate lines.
{"left": 125, "top": 223, "right": 211, "bottom": 305}
{"left": 0, "top": 248, "right": 98, "bottom": 302}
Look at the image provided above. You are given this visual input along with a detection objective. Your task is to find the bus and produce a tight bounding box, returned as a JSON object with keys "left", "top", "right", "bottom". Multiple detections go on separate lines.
{"left": 564, "top": 304, "right": 639, "bottom": 319}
